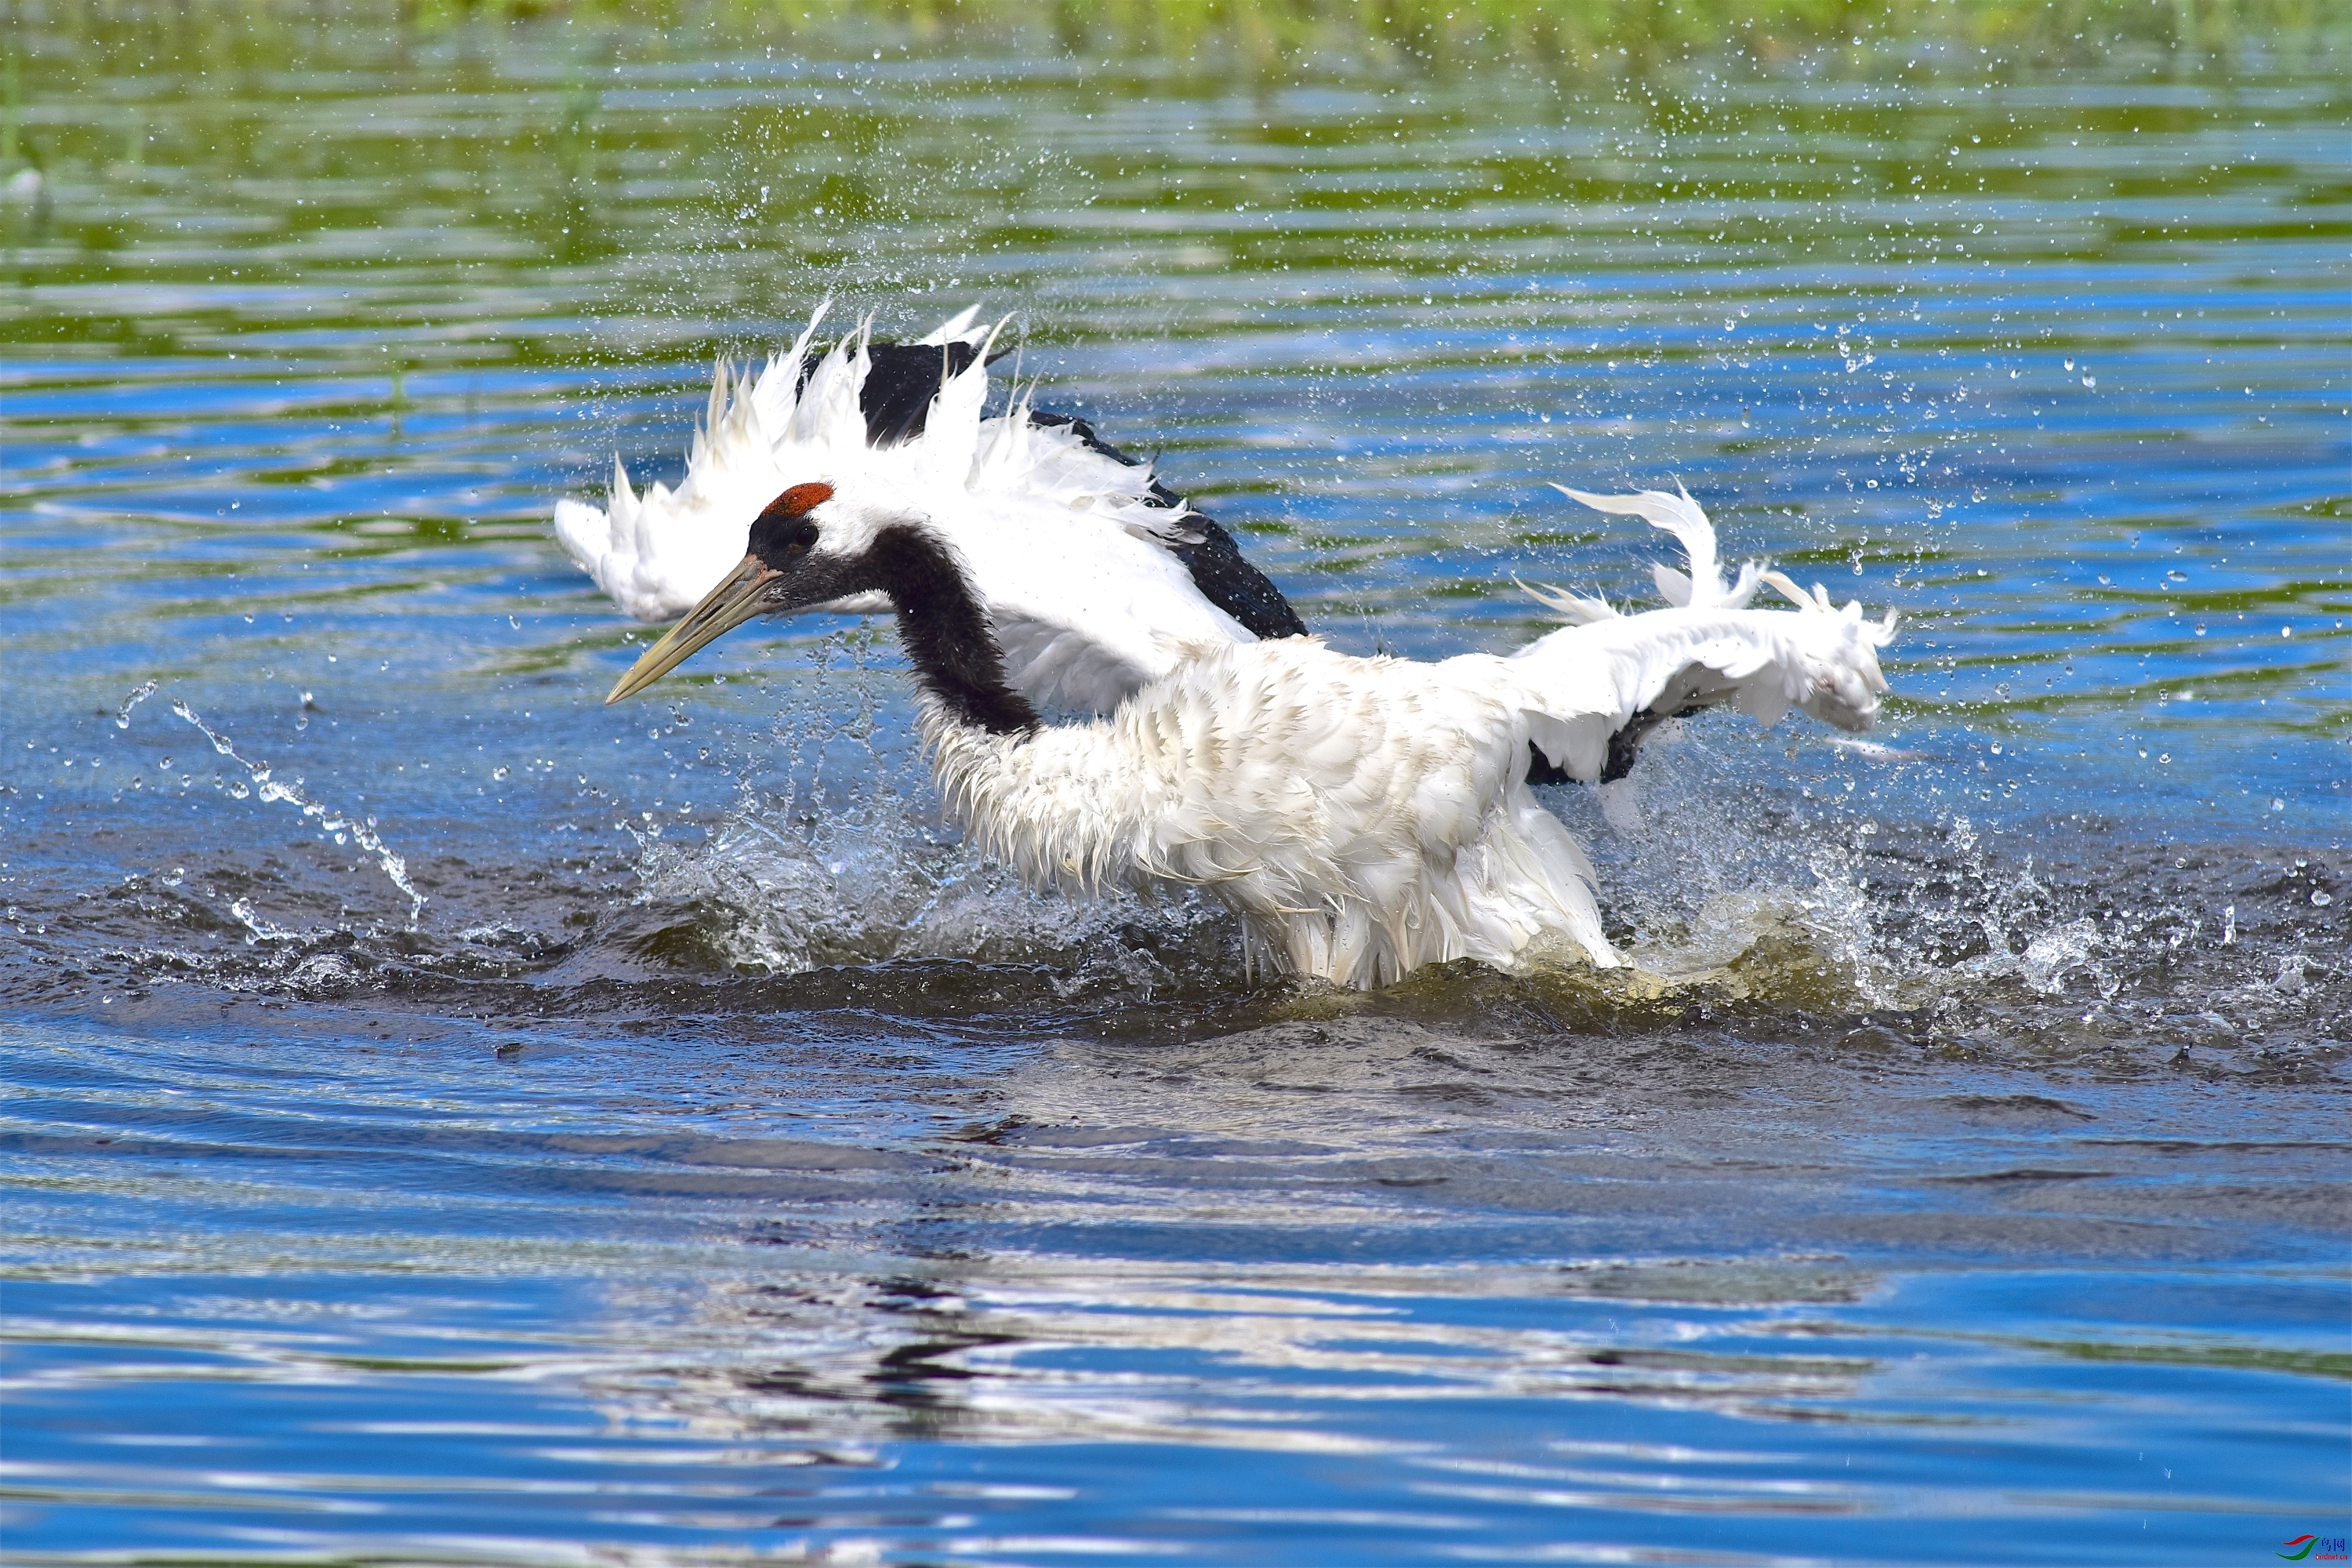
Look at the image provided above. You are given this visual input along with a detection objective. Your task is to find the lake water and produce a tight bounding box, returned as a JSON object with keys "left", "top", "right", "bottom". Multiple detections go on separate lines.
{"left": 2, "top": 11, "right": 2347, "bottom": 1564}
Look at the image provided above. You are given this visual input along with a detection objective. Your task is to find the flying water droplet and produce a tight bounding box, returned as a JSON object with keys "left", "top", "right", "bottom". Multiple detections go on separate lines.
{"left": 115, "top": 680, "right": 160, "bottom": 729}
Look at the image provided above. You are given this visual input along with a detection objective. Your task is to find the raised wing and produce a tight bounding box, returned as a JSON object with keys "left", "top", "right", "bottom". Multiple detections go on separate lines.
{"left": 1509, "top": 486, "right": 1896, "bottom": 782}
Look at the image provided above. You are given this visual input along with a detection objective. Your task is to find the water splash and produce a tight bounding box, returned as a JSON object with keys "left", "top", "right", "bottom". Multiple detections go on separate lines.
{"left": 114, "top": 679, "right": 160, "bottom": 729}
{"left": 620, "top": 641, "right": 1224, "bottom": 994}
{"left": 2016, "top": 917, "right": 2106, "bottom": 997}
{"left": 227, "top": 897, "right": 331, "bottom": 945}
{"left": 1535, "top": 723, "right": 2295, "bottom": 1025}
{"left": 631, "top": 779, "right": 1210, "bottom": 997}
{"left": 167, "top": 699, "right": 427, "bottom": 928}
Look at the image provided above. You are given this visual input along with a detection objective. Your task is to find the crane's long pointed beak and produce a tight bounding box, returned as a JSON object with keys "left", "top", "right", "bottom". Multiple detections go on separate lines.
{"left": 605, "top": 555, "right": 777, "bottom": 704}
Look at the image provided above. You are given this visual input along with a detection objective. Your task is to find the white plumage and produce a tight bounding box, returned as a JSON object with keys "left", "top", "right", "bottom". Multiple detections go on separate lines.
{"left": 572, "top": 307, "right": 1900, "bottom": 989}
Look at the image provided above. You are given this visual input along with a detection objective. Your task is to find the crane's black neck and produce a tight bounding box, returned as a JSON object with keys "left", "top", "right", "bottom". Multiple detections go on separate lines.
{"left": 866, "top": 523, "right": 1039, "bottom": 736}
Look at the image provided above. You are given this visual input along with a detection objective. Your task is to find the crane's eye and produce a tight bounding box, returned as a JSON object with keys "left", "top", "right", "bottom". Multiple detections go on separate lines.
{"left": 748, "top": 485, "right": 830, "bottom": 568}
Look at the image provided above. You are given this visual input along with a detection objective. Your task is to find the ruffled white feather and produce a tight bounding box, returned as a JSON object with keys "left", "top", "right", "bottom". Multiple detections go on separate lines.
{"left": 926, "top": 637, "right": 1619, "bottom": 989}
{"left": 1510, "top": 485, "right": 1897, "bottom": 775}
{"left": 926, "top": 487, "right": 1898, "bottom": 989}
{"left": 558, "top": 303, "right": 1187, "bottom": 621}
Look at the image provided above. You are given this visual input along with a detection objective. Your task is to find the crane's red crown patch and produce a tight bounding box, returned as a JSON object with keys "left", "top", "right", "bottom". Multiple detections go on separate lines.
{"left": 770, "top": 481, "right": 834, "bottom": 517}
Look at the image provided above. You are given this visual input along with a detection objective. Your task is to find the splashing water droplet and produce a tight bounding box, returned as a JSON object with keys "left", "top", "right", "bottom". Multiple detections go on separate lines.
{"left": 115, "top": 680, "right": 160, "bottom": 729}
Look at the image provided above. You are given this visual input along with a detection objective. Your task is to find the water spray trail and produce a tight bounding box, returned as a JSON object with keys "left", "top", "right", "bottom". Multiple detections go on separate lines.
{"left": 168, "top": 699, "right": 428, "bottom": 928}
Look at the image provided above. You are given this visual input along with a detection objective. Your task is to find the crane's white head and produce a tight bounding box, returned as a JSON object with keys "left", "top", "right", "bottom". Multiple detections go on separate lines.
{"left": 604, "top": 477, "right": 1038, "bottom": 736}
{"left": 604, "top": 478, "right": 872, "bottom": 703}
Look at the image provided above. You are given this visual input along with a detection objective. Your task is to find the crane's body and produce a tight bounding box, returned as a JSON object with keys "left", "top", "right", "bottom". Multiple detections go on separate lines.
{"left": 566, "top": 306, "right": 1898, "bottom": 989}
{"left": 926, "top": 603, "right": 1889, "bottom": 986}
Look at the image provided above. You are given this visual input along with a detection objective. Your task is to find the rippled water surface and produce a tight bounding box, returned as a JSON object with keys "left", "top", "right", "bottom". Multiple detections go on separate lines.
{"left": 3, "top": 10, "right": 2347, "bottom": 1564}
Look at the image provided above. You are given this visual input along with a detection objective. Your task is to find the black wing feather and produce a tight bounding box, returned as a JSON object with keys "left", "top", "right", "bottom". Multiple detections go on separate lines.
{"left": 1022, "top": 409, "right": 1308, "bottom": 641}
{"left": 803, "top": 336, "right": 1305, "bottom": 638}
{"left": 799, "top": 341, "right": 982, "bottom": 447}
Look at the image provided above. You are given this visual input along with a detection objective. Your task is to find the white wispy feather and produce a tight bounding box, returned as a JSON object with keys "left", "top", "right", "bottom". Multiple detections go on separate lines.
{"left": 1552, "top": 481, "right": 1768, "bottom": 612}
